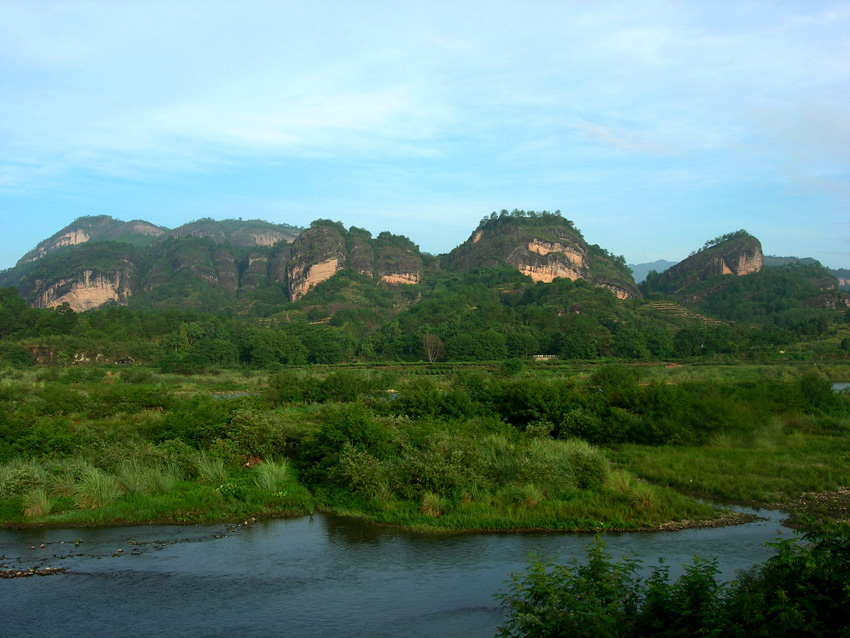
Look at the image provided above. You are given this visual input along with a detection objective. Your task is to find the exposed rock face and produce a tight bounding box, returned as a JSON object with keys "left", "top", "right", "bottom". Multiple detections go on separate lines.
{"left": 22, "top": 230, "right": 91, "bottom": 264}
{"left": 349, "top": 236, "right": 375, "bottom": 277}
{"left": 290, "top": 258, "right": 341, "bottom": 300}
{"left": 373, "top": 236, "right": 422, "bottom": 287}
{"left": 286, "top": 227, "right": 347, "bottom": 300}
{"left": 284, "top": 226, "right": 423, "bottom": 301}
{"left": 169, "top": 219, "right": 300, "bottom": 249}
{"left": 34, "top": 270, "right": 132, "bottom": 311}
{"left": 447, "top": 216, "right": 639, "bottom": 298}
{"left": 214, "top": 249, "right": 239, "bottom": 295}
{"left": 239, "top": 254, "right": 269, "bottom": 292}
{"left": 654, "top": 234, "right": 764, "bottom": 295}
{"left": 381, "top": 272, "right": 420, "bottom": 285}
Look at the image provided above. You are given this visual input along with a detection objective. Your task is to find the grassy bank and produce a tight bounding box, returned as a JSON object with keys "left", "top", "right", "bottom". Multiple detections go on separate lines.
{"left": 1, "top": 362, "right": 848, "bottom": 530}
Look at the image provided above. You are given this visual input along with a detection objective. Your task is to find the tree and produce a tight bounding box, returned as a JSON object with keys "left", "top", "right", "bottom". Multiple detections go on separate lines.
{"left": 422, "top": 333, "right": 445, "bottom": 362}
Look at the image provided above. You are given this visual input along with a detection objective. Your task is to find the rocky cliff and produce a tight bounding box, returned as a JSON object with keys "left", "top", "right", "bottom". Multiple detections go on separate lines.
{"left": 17, "top": 216, "right": 166, "bottom": 265}
{"left": 447, "top": 211, "right": 639, "bottom": 298}
{"left": 645, "top": 231, "right": 763, "bottom": 297}
{"left": 2, "top": 216, "right": 303, "bottom": 311}
{"left": 168, "top": 218, "right": 300, "bottom": 249}
{"left": 285, "top": 223, "right": 423, "bottom": 300}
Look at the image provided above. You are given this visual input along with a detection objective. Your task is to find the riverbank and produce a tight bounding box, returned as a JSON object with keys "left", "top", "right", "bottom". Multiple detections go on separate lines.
{"left": 2, "top": 363, "right": 848, "bottom": 534}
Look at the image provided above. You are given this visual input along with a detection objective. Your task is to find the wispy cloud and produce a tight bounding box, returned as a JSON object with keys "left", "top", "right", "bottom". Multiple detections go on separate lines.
{"left": 0, "top": 0, "right": 848, "bottom": 268}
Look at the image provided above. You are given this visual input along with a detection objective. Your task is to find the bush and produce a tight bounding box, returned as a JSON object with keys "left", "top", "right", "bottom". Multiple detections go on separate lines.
{"left": 497, "top": 520, "right": 850, "bottom": 638}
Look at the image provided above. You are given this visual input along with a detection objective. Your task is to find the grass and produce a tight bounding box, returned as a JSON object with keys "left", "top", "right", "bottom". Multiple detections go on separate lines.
{"left": 3, "top": 361, "right": 850, "bottom": 530}
{"left": 612, "top": 432, "right": 850, "bottom": 503}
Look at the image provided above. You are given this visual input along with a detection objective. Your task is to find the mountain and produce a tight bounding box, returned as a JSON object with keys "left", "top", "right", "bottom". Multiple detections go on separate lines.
{"left": 167, "top": 218, "right": 300, "bottom": 249}
{"left": 628, "top": 260, "right": 677, "bottom": 284}
{"left": 1, "top": 216, "right": 304, "bottom": 312}
{"left": 639, "top": 232, "right": 849, "bottom": 325}
{"left": 286, "top": 222, "right": 423, "bottom": 301}
{"left": 2, "top": 211, "right": 644, "bottom": 313}
{"left": 641, "top": 230, "right": 763, "bottom": 299}
{"left": 764, "top": 256, "right": 850, "bottom": 292}
{"left": 16, "top": 215, "right": 166, "bottom": 266}
{"left": 447, "top": 210, "right": 640, "bottom": 299}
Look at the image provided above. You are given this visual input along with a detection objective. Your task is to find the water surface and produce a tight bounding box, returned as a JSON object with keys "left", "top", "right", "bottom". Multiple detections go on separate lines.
{"left": 1, "top": 509, "right": 790, "bottom": 637}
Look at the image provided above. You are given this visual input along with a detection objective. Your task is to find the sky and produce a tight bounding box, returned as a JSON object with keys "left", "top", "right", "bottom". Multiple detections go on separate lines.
{"left": 1, "top": 0, "right": 849, "bottom": 272}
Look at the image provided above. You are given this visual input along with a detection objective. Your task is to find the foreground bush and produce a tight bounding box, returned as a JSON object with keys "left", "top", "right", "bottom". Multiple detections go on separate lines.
{"left": 497, "top": 519, "right": 850, "bottom": 637}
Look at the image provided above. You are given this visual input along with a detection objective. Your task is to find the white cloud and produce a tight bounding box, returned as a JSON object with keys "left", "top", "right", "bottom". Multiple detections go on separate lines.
{"left": 1, "top": 1, "right": 849, "bottom": 267}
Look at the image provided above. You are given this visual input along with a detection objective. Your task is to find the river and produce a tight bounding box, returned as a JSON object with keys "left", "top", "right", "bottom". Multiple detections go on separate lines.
{"left": 1, "top": 508, "right": 791, "bottom": 638}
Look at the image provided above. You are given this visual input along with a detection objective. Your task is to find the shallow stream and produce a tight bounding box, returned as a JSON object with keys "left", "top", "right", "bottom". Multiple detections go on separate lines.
{"left": 1, "top": 508, "right": 791, "bottom": 637}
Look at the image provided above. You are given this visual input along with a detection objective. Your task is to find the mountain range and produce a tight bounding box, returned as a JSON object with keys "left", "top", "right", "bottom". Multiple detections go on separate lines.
{"left": 1, "top": 212, "right": 848, "bottom": 322}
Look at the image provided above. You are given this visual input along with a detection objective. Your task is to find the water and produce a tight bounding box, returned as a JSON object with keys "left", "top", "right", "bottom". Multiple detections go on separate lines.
{"left": 1, "top": 509, "right": 791, "bottom": 638}
{"left": 834, "top": 382, "right": 850, "bottom": 393}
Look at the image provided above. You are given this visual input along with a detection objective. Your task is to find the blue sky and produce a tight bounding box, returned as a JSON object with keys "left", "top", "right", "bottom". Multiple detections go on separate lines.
{"left": 1, "top": 1, "right": 849, "bottom": 271}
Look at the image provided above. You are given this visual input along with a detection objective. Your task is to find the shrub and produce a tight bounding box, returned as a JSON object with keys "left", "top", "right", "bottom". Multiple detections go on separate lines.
{"left": 563, "top": 438, "right": 611, "bottom": 490}
{"left": 332, "top": 443, "right": 390, "bottom": 499}
{"left": 0, "top": 460, "right": 46, "bottom": 498}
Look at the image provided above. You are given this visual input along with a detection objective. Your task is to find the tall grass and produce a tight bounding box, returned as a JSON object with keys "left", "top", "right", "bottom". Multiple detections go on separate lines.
{"left": 22, "top": 488, "right": 52, "bottom": 518}
{"left": 253, "top": 459, "right": 290, "bottom": 492}
{"left": 195, "top": 451, "right": 230, "bottom": 485}
{"left": 73, "top": 467, "right": 122, "bottom": 509}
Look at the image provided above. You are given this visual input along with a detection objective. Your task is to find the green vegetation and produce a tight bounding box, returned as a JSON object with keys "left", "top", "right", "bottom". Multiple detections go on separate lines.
{"left": 497, "top": 519, "right": 850, "bottom": 637}
{"left": 0, "top": 361, "right": 847, "bottom": 531}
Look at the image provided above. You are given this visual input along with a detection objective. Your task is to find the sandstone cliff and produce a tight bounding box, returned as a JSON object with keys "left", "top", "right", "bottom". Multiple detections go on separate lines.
{"left": 447, "top": 211, "right": 639, "bottom": 298}
{"left": 647, "top": 231, "right": 763, "bottom": 296}
{"left": 17, "top": 216, "right": 166, "bottom": 265}
{"left": 285, "top": 224, "right": 423, "bottom": 301}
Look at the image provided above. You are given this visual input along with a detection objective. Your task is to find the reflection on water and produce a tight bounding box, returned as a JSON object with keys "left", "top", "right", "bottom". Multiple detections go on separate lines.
{"left": 1, "top": 510, "right": 791, "bottom": 638}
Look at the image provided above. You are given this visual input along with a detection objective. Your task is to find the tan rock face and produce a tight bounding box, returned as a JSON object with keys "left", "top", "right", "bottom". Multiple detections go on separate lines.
{"left": 125, "top": 221, "right": 165, "bottom": 237}
{"left": 527, "top": 240, "right": 584, "bottom": 266}
{"left": 471, "top": 231, "right": 484, "bottom": 244}
{"left": 518, "top": 263, "right": 584, "bottom": 284}
{"left": 735, "top": 251, "right": 763, "bottom": 276}
{"left": 249, "top": 231, "right": 288, "bottom": 247}
{"left": 381, "top": 272, "right": 420, "bottom": 285}
{"left": 36, "top": 270, "right": 128, "bottom": 312}
{"left": 600, "top": 284, "right": 632, "bottom": 300}
{"left": 23, "top": 230, "right": 91, "bottom": 264}
{"left": 290, "top": 258, "right": 341, "bottom": 300}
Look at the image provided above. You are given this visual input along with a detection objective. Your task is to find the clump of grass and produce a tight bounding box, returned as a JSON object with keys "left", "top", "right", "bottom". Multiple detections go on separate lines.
{"left": 116, "top": 460, "right": 148, "bottom": 494}
{"left": 513, "top": 483, "right": 545, "bottom": 508}
{"left": 195, "top": 452, "right": 230, "bottom": 485}
{"left": 605, "top": 469, "right": 634, "bottom": 495}
{"left": 420, "top": 491, "right": 446, "bottom": 517}
{"left": 22, "top": 487, "right": 53, "bottom": 518}
{"left": 73, "top": 467, "right": 121, "bottom": 509}
{"left": 253, "top": 459, "right": 290, "bottom": 492}
{"left": 629, "top": 480, "right": 658, "bottom": 513}
{"left": 143, "top": 463, "right": 181, "bottom": 494}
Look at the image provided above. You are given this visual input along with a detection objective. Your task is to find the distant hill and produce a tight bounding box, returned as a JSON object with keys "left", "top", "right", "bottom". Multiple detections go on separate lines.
{"left": 764, "top": 255, "right": 850, "bottom": 292}
{"left": 641, "top": 230, "right": 763, "bottom": 299}
{"left": 628, "top": 260, "right": 677, "bottom": 284}
{"left": 639, "top": 233, "right": 849, "bottom": 325}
